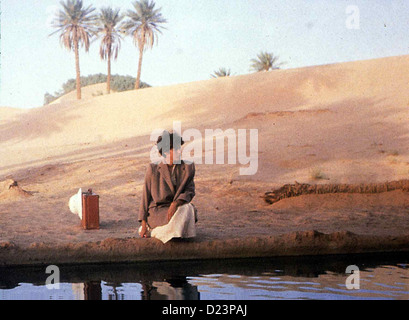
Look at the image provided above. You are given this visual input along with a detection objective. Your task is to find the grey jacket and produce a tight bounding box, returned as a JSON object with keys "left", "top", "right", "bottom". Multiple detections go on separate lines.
{"left": 138, "top": 160, "right": 196, "bottom": 228}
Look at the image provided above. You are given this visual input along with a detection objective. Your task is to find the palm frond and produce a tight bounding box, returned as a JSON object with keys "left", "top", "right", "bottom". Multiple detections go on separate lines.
{"left": 250, "top": 51, "right": 285, "bottom": 72}
{"left": 121, "top": 0, "right": 167, "bottom": 51}
{"left": 49, "top": 0, "right": 98, "bottom": 52}
{"left": 97, "top": 6, "right": 124, "bottom": 60}
{"left": 211, "top": 68, "right": 231, "bottom": 78}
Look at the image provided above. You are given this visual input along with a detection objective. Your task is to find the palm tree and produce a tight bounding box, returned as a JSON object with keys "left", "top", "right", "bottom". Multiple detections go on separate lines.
{"left": 250, "top": 51, "right": 284, "bottom": 72}
{"left": 211, "top": 68, "right": 231, "bottom": 78}
{"left": 50, "top": 0, "right": 97, "bottom": 100}
{"left": 97, "top": 7, "right": 123, "bottom": 94}
{"left": 121, "top": 0, "right": 167, "bottom": 90}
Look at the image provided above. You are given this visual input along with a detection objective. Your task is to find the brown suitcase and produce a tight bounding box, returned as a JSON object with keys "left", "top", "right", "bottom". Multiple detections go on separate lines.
{"left": 81, "top": 189, "right": 100, "bottom": 230}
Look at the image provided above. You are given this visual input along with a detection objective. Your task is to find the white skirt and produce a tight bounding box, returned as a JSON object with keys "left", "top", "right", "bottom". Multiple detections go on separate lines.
{"left": 141, "top": 203, "right": 197, "bottom": 244}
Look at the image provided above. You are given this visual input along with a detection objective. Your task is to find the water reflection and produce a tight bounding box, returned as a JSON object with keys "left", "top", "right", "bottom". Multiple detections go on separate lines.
{"left": 0, "top": 253, "right": 408, "bottom": 300}
{"left": 141, "top": 278, "right": 200, "bottom": 300}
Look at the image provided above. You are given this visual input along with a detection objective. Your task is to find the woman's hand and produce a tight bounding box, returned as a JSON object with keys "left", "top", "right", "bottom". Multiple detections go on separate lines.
{"left": 139, "top": 220, "right": 148, "bottom": 238}
{"left": 167, "top": 202, "right": 178, "bottom": 222}
{"left": 167, "top": 200, "right": 187, "bottom": 222}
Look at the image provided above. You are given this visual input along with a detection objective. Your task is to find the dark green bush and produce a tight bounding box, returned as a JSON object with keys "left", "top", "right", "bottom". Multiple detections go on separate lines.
{"left": 44, "top": 74, "right": 151, "bottom": 105}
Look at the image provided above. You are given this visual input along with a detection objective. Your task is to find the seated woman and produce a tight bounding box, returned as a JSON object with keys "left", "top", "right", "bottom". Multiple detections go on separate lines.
{"left": 138, "top": 131, "right": 197, "bottom": 243}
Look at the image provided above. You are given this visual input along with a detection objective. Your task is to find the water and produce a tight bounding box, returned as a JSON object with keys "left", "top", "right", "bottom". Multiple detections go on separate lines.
{"left": 1, "top": 253, "right": 408, "bottom": 300}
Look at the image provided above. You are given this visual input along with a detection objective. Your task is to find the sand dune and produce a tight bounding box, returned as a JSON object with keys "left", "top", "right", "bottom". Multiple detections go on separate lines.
{"left": 1, "top": 55, "right": 409, "bottom": 263}
{"left": 49, "top": 82, "right": 115, "bottom": 105}
{"left": 1, "top": 54, "right": 408, "bottom": 183}
{"left": 0, "top": 107, "right": 27, "bottom": 124}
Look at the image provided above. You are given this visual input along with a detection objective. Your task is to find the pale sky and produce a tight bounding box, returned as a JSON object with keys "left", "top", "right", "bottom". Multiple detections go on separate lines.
{"left": 1, "top": 0, "right": 409, "bottom": 109}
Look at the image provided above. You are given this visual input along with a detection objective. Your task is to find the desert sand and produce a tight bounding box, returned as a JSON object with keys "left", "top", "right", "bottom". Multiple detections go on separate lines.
{"left": 1, "top": 55, "right": 409, "bottom": 266}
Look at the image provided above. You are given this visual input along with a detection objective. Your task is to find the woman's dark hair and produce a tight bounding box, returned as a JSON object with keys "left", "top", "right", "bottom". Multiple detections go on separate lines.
{"left": 156, "top": 131, "right": 184, "bottom": 156}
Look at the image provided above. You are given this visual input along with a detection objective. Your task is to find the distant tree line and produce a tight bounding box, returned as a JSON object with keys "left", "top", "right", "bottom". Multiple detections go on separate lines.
{"left": 49, "top": 0, "right": 166, "bottom": 101}
{"left": 47, "top": 0, "right": 285, "bottom": 104}
{"left": 44, "top": 74, "right": 150, "bottom": 105}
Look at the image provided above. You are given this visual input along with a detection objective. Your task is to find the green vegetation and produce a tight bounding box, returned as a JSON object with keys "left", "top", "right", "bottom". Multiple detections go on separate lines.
{"left": 48, "top": 0, "right": 164, "bottom": 101}
{"left": 43, "top": 74, "right": 151, "bottom": 105}
{"left": 49, "top": 0, "right": 98, "bottom": 100}
{"left": 97, "top": 7, "right": 124, "bottom": 94}
{"left": 211, "top": 68, "right": 232, "bottom": 78}
{"left": 46, "top": 1, "right": 285, "bottom": 104}
{"left": 250, "top": 51, "right": 284, "bottom": 72}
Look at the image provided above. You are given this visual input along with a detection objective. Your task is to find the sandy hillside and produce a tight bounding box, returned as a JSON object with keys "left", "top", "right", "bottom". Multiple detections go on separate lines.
{"left": 0, "top": 55, "right": 409, "bottom": 252}
{"left": 0, "top": 107, "right": 27, "bottom": 124}
{"left": 0, "top": 55, "right": 408, "bottom": 182}
{"left": 49, "top": 82, "right": 115, "bottom": 105}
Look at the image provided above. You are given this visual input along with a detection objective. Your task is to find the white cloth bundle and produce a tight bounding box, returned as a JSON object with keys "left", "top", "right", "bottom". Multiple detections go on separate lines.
{"left": 140, "top": 203, "right": 197, "bottom": 243}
